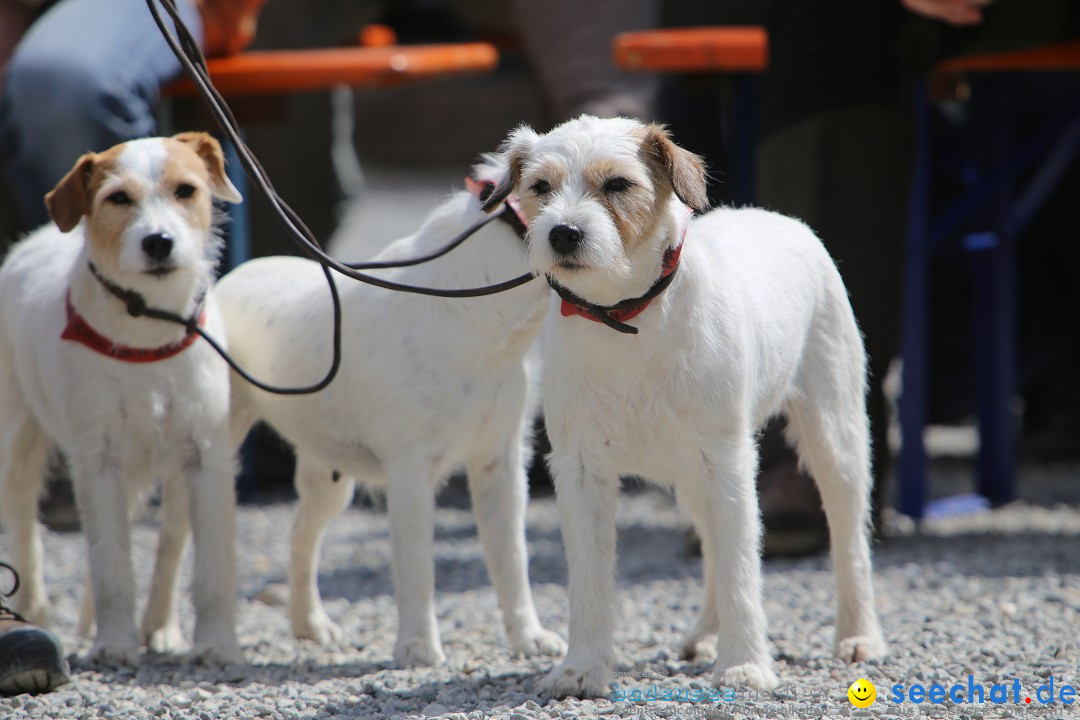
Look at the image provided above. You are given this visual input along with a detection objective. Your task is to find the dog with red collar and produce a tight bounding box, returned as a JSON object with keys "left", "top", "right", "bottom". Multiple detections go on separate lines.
{"left": 483, "top": 115, "right": 886, "bottom": 697}
{"left": 0, "top": 133, "right": 243, "bottom": 665}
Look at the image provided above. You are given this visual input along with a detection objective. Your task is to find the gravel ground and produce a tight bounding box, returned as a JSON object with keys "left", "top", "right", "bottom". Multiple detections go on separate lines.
{"left": 2, "top": 460, "right": 1079, "bottom": 720}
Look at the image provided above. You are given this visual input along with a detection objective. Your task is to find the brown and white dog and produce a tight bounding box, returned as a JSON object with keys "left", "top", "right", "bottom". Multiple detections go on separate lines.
{"left": 483, "top": 115, "right": 886, "bottom": 696}
{"left": 0, "top": 133, "right": 243, "bottom": 664}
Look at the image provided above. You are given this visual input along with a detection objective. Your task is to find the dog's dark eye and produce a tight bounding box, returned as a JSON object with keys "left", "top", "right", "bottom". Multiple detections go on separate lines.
{"left": 106, "top": 191, "right": 132, "bottom": 206}
{"left": 531, "top": 179, "right": 552, "bottom": 195}
{"left": 603, "top": 177, "right": 633, "bottom": 194}
{"left": 176, "top": 183, "right": 196, "bottom": 200}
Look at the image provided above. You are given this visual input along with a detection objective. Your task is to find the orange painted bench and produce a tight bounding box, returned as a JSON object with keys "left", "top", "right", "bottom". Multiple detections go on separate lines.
{"left": 935, "top": 38, "right": 1080, "bottom": 74}
{"left": 612, "top": 26, "right": 768, "bottom": 206}
{"left": 613, "top": 26, "right": 768, "bottom": 74}
{"left": 163, "top": 41, "right": 499, "bottom": 97}
{"left": 161, "top": 34, "right": 500, "bottom": 266}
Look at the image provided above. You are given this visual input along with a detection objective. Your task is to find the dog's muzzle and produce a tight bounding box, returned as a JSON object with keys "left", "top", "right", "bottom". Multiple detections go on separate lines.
{"left": 141, "top": 233, "right": 174, "bottom": 262}
{"left": 549, "top": 224, "right": 583, "bottom": 257}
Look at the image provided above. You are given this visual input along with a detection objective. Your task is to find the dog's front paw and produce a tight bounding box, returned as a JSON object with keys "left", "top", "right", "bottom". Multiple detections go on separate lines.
{"left": 539, "top": 658, "right": 612, "bottom": 699}
{"left": 835, "top": 633, "right": 886, "bottom": 663}
{"left": 510, "top": 627, "right": 567, "bottom": 658}
{"left": 144, "top": 622, "right": 185, "bottom": 654}
{"left": 713, "top": 661, "right": 779, "bottom": 692}
{"left": 292, "top": 611, "right": 345, "bottom": 645}
{"left": 88, "top": 639, "right": 140, "bottom": 666}
{"left": 190, "top": 638, "right": 244, "bottom": 666}
{"left": 393, "top": 636, "right": 446, "bottom": 668}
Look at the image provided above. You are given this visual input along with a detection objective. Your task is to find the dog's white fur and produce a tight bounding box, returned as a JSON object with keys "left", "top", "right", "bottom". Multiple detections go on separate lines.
{"left": 483, "top": 115, "right": 886, "bottom": 696}
{"left": 0, "top": 134, "right": 243, "bottom": 664}
{"left": 145, "top": 157, "right": 564, "bottom": 667}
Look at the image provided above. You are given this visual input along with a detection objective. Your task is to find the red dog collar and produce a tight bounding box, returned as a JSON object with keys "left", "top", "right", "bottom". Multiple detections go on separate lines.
{"left": 557, "top": 240, "right": 683, "bottom": 330}
{"left": 553, "top": 211, "right": 691, "bottom": 334}
{"left": 62, "top": 290, "right": 204, "bottom": 363}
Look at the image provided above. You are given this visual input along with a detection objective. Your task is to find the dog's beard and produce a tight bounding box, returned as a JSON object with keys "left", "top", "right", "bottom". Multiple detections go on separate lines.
{"left": 528, "top": 213, "right": 632, "bottom": 285}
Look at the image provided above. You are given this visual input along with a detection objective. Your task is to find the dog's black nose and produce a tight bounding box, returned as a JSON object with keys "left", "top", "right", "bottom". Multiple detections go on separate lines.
{"left": 141, "top": 233, "right": 174, "bottom": 262}
{"left": 549, "top": 224, "right": 583, "bottom": 256}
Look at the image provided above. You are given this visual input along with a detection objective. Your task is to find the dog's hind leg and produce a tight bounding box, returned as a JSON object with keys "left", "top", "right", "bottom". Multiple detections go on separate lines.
{"left": 141, "top": 471, "right": 190, "bottom": 653}
{"left": 466, "top": 440, "right": 565, "bottom": 658}
{"left": 289, "top": 452, "right": 355, "bottom": 644}
{"left": 674, "top": 482, "right": 720, "bottom": 663}
{"left": 386, "top": 457, "right": 445, "bottom": 667}
{"left": 0, "top": 412, "right": 52, "bottom": 626}
{"left": 691, "top": 435, "right": 779, "bottom": 691}
{"left": 784, "top": 320, "right": 885, "bottom": 662}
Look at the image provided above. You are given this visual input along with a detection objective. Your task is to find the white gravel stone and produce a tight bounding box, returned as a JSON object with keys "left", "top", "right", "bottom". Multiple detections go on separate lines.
{"left": 2, "top": 462, "right": 1078, "bottom": 719}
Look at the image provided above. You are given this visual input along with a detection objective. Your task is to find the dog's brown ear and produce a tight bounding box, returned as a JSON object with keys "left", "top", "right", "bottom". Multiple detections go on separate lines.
{"left": 481, "top": 124, "right": 538, "bottom": 214}
{"left": 642, "top": 123, "right": 709, "bottom": 214}
{"left": 174, "top": 132, "right": 243, "bottom": 203}
{"left": 45, "top": 153, "right": 97, "bottom": 233}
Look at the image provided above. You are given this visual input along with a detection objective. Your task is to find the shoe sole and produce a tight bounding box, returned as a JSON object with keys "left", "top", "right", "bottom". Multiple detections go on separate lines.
{"left": 0, "top": 666, "right": 70, "bottom": 696}
{"left": 0, "top": 627, "right": 71, "bottom": 696}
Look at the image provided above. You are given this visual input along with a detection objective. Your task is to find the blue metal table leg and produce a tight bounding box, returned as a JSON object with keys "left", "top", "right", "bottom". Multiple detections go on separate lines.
{"left": 899, "top": 78, "right": 930, "bottom": 520}
{"left": 972, "top": 229, "right": 1016, "bottom": 506}
{"left": 733, "top": 73, "right": 758, "bottom": 207}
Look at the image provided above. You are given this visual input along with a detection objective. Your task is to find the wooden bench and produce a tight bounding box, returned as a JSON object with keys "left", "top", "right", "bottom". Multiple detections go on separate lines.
{"left": 161, "top": 34, "right": 499, "bottom": 266}
{"left": 163, "top": 42, "right": 498, "bottom": 97}
{"left": 613, "top": 26, "right": 768, "bottom": 74}
{"left": 935, "top": 38, "right": 1080, "bottom": 74}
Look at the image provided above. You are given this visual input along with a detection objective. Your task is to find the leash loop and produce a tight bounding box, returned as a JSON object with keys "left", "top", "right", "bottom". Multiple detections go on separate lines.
{"left": 125, "top": 294, "right": 147, "bottom": 317}
{"left": 0, "top": 561, "right": 19, "bottom": 598}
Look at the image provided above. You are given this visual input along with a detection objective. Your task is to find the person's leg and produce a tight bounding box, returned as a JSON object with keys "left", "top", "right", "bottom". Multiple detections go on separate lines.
{"left": 509, "top": 0, "right": 659, "bottom": 124}
{"left": 757, "top": 105, "right": 911, "bottom": 535}
{"left": 752, "top": 1, "right": 909, "bottom": 547}
{"left": 0, "top": 0, "right": 203, "bottom": 231}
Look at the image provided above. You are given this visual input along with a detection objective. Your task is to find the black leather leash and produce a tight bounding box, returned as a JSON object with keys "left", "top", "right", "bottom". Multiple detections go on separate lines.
{"left": 99, "top": 0, "right": 542, "bottom": 394}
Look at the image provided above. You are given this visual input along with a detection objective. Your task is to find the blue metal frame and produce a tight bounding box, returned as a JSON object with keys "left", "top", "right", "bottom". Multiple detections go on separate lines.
{"left": 899, "top": 75, "right": 1080, "bottom": 519}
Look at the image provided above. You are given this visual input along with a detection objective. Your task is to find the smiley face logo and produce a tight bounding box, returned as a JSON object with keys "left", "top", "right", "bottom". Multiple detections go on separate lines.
{"left": 848, "top": 678, "right": 876, "bottom": 708}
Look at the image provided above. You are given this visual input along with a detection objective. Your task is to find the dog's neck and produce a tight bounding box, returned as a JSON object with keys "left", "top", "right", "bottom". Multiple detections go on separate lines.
{"left": 68, "top": 248, "right": 207, "bottom": 349}
{"left": 348, "top": 187, "right": 547, "bottom": 358}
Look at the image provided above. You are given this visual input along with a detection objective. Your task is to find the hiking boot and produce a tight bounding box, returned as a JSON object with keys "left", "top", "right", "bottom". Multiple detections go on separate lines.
{"left": 0, "top": 563, "right": 70, "bottom": 696}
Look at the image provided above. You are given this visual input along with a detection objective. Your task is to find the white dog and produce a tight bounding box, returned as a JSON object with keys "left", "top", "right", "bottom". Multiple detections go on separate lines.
{"left": 0, "top": 133, "right": 243, "bottom": 664}
{"left": 482, "top": 115, "right": 886, "bottom": 696}
{"left": 148, "top": 157, "right": 566, "bottom": 667}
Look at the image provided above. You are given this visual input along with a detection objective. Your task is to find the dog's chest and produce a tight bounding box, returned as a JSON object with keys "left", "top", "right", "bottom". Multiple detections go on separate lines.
{"left": 546, "top": 341, "right": 708, "bottom": 469}
{"left": 107, "top": 385, "right": 196, "bottom": 463}
{"left": 54, "top": 354, "right": 219, "bottom": 473}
